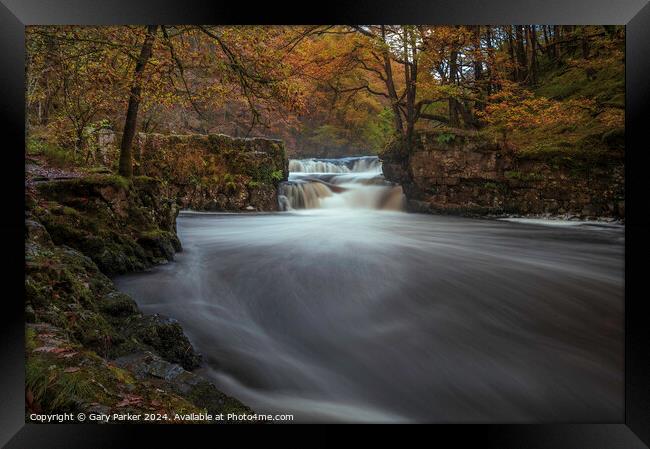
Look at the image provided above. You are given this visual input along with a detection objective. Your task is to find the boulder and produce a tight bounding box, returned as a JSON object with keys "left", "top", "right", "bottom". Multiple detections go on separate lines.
{"left": 125, "top": 314, "right": 202, "bottom": 370}
{"left": 113, "top": 351, "right": 253, "bottom": 417}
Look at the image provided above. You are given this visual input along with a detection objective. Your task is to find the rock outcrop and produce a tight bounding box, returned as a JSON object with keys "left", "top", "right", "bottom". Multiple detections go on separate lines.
{"left": 382, "top": 130, "right": 624, "bottom": 218}
{"left": 31, "top": 175, "right": 181, "bottom": 275}
{"left": 25, "top": 175, "right": 252, "bottom": 421}
{"left": 117, "top": 133, "right": 288, "bottom": 211}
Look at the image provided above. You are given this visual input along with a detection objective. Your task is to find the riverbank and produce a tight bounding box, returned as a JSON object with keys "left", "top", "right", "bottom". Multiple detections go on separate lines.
{"left": 25, "top": 171, "right": 253, "bottom": 422}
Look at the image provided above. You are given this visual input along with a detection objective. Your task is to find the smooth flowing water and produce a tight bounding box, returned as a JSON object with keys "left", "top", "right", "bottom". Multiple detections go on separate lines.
{"left": 115, "top": 156, "right": 624, "bottom": 423}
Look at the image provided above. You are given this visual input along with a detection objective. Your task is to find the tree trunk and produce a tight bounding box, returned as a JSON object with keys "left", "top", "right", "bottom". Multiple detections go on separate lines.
{"left": 403, "top": 27, "right": 418, "bottom": 147}
{"left": 473, "top": 25, "right": 483, "bottom": 83}
{"left": 118, "top": 25, "right": 157, "bottom": 178}
{"left": 472, "top": 25, "right": 485, "bottom": 110}
{"left": 379, "top": 26, "right": 405, "bottom": 148}
{"left": 515, "top": 26, "right": 528, "bottom": 82}
{"left": 553, "top": 25, "right": 561, "bottom": 61}
{"left": 507, "top": 26, "right": 518, "bottom": 81}
{"left": 581, "top": 26, "right": 590, "bottom": 59}
{"left": 485, "top": 27, "right": 494, "bottom": 94}
{"left": 40, "top": 33, "right": 60, "bottom": 125}
{"left": 542, "top": 25, "right": 550, "bottom": 49}
{"left": 526, "top": 25, "right": 538, "bottom": 85}
{"left": 448, "top": 50, "right": 460, "bottom": 127}
{"left": 562, "top": 26, "right": 575, "bottom": 55}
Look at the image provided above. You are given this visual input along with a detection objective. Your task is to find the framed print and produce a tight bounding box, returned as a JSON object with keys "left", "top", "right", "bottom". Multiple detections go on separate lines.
{"left": 1, "top": 0, "right": 649, "bottom": 446}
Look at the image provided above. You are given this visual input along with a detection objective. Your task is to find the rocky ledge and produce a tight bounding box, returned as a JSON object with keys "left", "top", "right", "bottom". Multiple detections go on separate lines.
{"left": 25, "top": 175, "right": 252, "bottom": 422}
{"left": 382, "top": 130, "right": 624, "bottom": 220}
{"left": 99, "top": 132, "right": 289, "bottom": 212}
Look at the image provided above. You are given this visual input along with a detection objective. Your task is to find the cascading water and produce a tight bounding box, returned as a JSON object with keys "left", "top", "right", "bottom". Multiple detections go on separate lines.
{"left": 279, "top": 156, "right": 405, "bottom": 211}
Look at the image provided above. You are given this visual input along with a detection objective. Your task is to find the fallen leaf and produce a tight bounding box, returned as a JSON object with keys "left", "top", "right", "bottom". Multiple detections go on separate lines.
{"left": 115, "top": 394, "right": 143, "bottom": 407}
{"left": 64, "top": 367, "right": 80, "bottom": 373}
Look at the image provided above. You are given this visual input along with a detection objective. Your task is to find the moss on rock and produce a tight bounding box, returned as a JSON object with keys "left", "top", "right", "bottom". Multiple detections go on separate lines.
{"left": 124, "top": 314, "right": 202, "bottom": 370}
{"left": 32, "top": 174, "right": 181, "bottom": 275}
{"left": 25, "top": 176, "right": 254, "bottom": 419}
{"left": 128, "top": 132, "right": 288, "bottom": 211}
{"left": 26, "top": 323, "right": 205, "bottom": 419}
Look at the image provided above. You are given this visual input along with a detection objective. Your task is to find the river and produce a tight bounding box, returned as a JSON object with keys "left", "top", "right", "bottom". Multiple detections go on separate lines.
{"left": 115, "top": 156, "right": 624, "bottom": 423}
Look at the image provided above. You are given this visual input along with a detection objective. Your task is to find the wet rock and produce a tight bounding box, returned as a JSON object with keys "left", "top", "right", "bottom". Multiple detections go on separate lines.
{"left": 25, "top": 219, "right": 53, "bottom": 246}
{"left": 99, "top": 291, "right": 139, "bottom": 317}
{"left": 114, "top": 351, "right": 253, "bottom": 416}
{"left": 26, "top": 323, "right": 206, "bottom": 418}
{"left": 248, "top": 184, "right": 278, "bottom": 211}
{"left": 581, "top": 204, "right": 597, "bottom": 217}
{"left": 25, "top": 176, "right": 254, "bottom": 417}
{"left": 114, "top": 351, "right": 186, "bottom": 381}
{"left": 126, "top": 314, "right": 201, "bottom": 370}
{"left": 136, "top": 230, "right": 180, "bottom": 262}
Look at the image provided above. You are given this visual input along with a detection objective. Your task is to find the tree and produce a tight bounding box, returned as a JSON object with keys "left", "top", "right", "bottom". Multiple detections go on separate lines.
{"left": 26, "top": 24, "right": 625, "bottom": 163}
{"left": 119, "top": 25, "right": 158, "bottom": 178}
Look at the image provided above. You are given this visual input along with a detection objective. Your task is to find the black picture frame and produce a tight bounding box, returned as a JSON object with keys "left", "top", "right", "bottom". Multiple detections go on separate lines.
{"left": 1, "top": 0, "right": 648, "bottom": 446}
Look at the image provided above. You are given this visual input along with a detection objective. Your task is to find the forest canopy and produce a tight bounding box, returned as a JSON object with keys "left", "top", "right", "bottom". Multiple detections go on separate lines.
{"left": 26, "top": 25, "right": 625, "bottom": 173}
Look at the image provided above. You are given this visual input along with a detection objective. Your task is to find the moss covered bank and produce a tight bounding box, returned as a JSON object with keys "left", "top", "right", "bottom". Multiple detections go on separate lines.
{"left": 25, "top": 174, "right": 253, "bottom": 422}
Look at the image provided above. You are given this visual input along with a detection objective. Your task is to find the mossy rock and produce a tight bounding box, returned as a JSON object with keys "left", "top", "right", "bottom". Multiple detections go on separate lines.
{"left": 125, "top": 314, "right": 201, "bottom": 370}
{"left": 33, "top": 175, "right": 181, "bottom": 275}
{"left": 114, "top": 351, "right": 253, "bottom": 418}
{"left": 25, "top": 178, "right": 255, "bottom": 418}
{"left": 136, "top": 229, "right": 182, "bottom": 262}
{"left": 36, "top": 175, "right": 131, "bottom": 201}
{"left": 98, "top": 291, "right": 140, "bottom": 318}
{"left": 26, "top": 323, "right": 205, "bottom": 418}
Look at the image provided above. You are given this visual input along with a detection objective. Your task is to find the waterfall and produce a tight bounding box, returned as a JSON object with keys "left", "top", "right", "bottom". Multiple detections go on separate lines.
{"left": 289, "top": 160, "right": 350, "bottom": 174}
{"left": 279, "top": 181, "right": 333, "bottom": 209}
{"left": 279, "top": 156, "right": 404, "bottom": 211}
{"left": 288, "top": 156, "right": 382, "bottom": 174}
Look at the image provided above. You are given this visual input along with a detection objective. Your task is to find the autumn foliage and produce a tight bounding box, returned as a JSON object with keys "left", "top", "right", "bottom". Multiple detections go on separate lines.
{"left": 25, "top": 25, "right": 625, "bottom": 169}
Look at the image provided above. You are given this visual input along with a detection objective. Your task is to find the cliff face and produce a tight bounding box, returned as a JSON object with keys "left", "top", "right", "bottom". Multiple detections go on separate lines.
{"left": 382, "top": 131, "right": 624, "bottom": 218}
{"left": 99, "top": 132, "right": 289, "bottom": 211}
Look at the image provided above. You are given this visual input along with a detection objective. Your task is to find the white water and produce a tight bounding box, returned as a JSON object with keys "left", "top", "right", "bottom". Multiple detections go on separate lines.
{"left": 288, "top": 156, "right": 383, "bottom": 174}
{"left": 279, "top": 156, "right": 405, "bottom": 211}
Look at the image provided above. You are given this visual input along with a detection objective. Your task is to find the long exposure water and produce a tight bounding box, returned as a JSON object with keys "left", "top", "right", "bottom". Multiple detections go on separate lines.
{"left": 115, "top": 156, "right": 624, "bottom": 423}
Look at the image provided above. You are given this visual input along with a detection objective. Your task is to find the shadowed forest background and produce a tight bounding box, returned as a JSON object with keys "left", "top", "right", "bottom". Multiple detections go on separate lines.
{"left": 26, "top": 25, "right": 624, "bottom": 170}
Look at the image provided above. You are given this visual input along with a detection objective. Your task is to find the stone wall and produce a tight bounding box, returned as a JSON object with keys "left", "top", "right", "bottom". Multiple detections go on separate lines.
{"left": 382, "top": 131, "right": 625, "bottom": 218}
{"left": 102, "top": 132, "right": 288, "bottom": 211}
